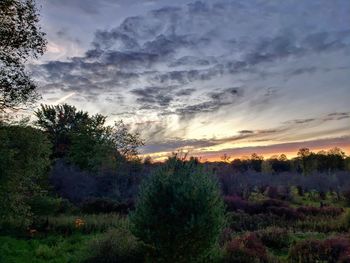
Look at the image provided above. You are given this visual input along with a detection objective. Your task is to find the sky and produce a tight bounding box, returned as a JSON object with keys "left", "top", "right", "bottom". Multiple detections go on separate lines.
{"left": 31, "top": 0, "right": 350, "bottom": 161}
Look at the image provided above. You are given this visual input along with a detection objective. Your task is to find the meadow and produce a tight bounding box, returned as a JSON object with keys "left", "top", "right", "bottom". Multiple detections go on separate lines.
{"left": 1, "top": 154, "right": 350, "bottom": 262}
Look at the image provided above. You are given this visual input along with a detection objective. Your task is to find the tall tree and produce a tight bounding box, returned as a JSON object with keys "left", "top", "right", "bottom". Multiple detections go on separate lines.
{"left": 35, "top": 104, "right": 144, "bottom": 171}
{"left": 0, "top": 0, "right": 46, "bottom": 111}
{"left": 35, "top": 104, "right": 97, "bottom": 157}
{"left": 0, "top": 124, "right": 51, "bottom": 228}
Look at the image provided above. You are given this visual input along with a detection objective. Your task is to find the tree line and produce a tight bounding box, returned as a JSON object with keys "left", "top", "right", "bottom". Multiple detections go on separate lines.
{"left": 218, "top": 148, "right": 350, "bottom": 175}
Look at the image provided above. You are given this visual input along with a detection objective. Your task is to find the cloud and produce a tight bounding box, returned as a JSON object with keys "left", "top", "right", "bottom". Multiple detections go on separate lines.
{"left": 140, "top": 112, "right": 350, "bottom": 154}
{"left": 32, "top": 0, "right": 350, "bottom": 157}
{"left": 176, "top": 87, "right": 243, "bottom": 116}
{"left": 131, "top": 86, "right": 175, "bottom": 107}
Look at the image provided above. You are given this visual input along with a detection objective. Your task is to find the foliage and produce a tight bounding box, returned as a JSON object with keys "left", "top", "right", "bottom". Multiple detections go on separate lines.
{"left": 0, "top": 0, "right": 46, "bottom": 111}
{"left": 296, "top": 206, "right": 344, "bottom": 217}
{"left": 0, "top": 124, "right": 51, "bottom": 228}
{"left": 112, "top": 120, "right": 144, "bottom": 159}
{"left": 340, "top": 209, "right": 350, "bottom": 230}
{"left": 35, "top": 104, "right": 144, "bottom": 172}
{"left": 288, "top": 236, "right": 350, "bottom": 263}
{"left": 224, "top": 196, "right": 302, "bottom": 220}
{"left": 35, "top": 104, "right": 110, "bottom": 159}
{"left": 0, "top": 234, "right": 89, "bottom": 263}
{"left": 223, "top": 233, "right": 269, "bottom": 263}
{"left": 83, "top": 228, "right": 145, "bottom": 263}
{"left": 130, "top": 157, "right": 226, "bottom": 262}
{"left": 81, "top": 198, "right": 134, "bottom": 214}
{"left": 228, "top": 212, "right": 287, "bottom": 232}
{"left": 29, "top": 196, "right": 68, "bottom": 217}
{"left": 47, "top": 214, "right": 128, "bottom": 234}
{"left": 255, "top": 227, "right": 291, "bottom": 249}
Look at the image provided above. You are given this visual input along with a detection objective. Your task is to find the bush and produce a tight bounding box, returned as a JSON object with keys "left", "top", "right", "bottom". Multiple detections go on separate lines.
{"left": 224, "top": 196, "right": 256, "bottom": 213}
{"left": 288, "top": 236, "right": 350, "bottom": 263}
{"left": 81, "top": 198, "right": 134, "bottom": 214}
{"left": 228, "top": 212, "right": 288, "bottom": 231}
{"left": 255, "top": 227, "right": 291, "bottom": 249}
{"left": 84, "top": 228, "right": 145, "bottom": 263}
{"left": 223, "top": 233, "right": 268, "bottom": 263}
{"left": 341, "top": 209, "right": 350, "bottom": 230}
{"left": 29, "top": 196, "right": 66, "bottom": 216}
{"left": 343, "top": 190, "right": 350, "bottom": 206}
{"left": 47, "top": 214, "right": 128, "bottom": 234}
{"left": 297, "top": 206, "right": 344, "bottom": 217}
{"left": 267, "top": 206, "right": 302, "bottom": 220}
{"left": 0, "top": 125, "right": 51, "bottom": 228}
{"left": 130, "top": 157, "right": 226, "bottom": 262}
{"left": 35, "top": 244, "right": 56, "bottom": 260}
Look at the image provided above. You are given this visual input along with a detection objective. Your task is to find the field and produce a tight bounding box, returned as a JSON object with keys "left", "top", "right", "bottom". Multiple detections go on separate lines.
{"left": 1, "top": 171, "right": 350, "bottom": 263}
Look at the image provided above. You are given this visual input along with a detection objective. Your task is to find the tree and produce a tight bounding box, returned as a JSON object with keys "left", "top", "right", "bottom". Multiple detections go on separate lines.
{"left": 110, "top": 120, "right": 144, "bottom": 160}
{"left": 130, "top": 157, "right": 225, "bottom": 262}
{"left": 35, "top": 103, "right": 99, "bottom": 157}
{"left": 297, "top": 148, "right": 316, "bottom": 175}
{"left": 249, "top": 153, "right": 264, "bottom": 172}
{"left": 0, "top": 124, "right": 51, "bottom": 228}
{"left": 35, "top": 104, "right": 144, "bottom": 171}
{"left": 221, "top": 153, "right": 231, "bottom": 163}
{"left": 0, "top": 0, "right": 46, "bottom": 111}
{"left": 326, "top": 147, "right": 345, "bottom": 171}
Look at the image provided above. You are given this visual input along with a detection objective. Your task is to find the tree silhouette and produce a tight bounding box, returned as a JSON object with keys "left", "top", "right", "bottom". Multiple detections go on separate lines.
{"left": 0, "top": 0, "right": 46, "bottom": 111}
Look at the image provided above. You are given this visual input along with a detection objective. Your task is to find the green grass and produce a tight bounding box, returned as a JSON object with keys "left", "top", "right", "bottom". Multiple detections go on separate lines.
{"left": 47, "top": 213, "right": 129, "bottom": 234}
{"left": 0, "top": 214, "right": 130, "bottom": 263}
{"left": 0, "top": 234, "right": 94, "bottom": 263}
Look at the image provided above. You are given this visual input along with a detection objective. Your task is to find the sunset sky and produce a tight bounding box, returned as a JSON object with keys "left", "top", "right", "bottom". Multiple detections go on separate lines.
{"left": 31, "top": 0, "right": 350, "bottom": 161}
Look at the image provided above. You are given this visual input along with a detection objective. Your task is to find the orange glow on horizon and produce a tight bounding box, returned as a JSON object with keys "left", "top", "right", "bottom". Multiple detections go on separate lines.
{"left": 141, "top": 141, "right": 350, "bottom": 163}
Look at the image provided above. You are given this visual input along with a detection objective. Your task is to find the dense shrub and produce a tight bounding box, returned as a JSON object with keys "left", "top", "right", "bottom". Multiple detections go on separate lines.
{"left": 47, "top": 214, "right": 128, "bottom": 234}
{"left": 267, "top": 206, "right": 302, "bottom": 220}
{"left": 297, "top": 206, "right": 344, "bottom": 217}
{"left": 288, "top": 236, "right": 350, "bottom": 263}
{"left": 225, "top": 197, "right": 303, "bottom": 220}
{"left": 0, "top": 125, "right": 51, "bottom": 228}
{"left": 84, "top": 228, "right": 145, "bottom": 263}
{"left": 255, "top": 227, "right": 291, "bottom": 249}
{"left": 341, "top": 209, "right": 350, "bottom": 230}
{"left": 29, "top": 196, "right": 73, "bottom": 216}
{"left": 224, "top": 196, "right": 256, "bottom": 213}
{"left": 130, "top": 157, "right": 225, "bottom": 262}
{"left": 81, "top": 198, "right": 134, "bottom": 214}
{"left": 223, "top": 233, "right": 268, "bottom": 263}
{"left": 228, "top": 212, "right": 287, "bottom": 231}
{"left": 343, "top": 190, "right": 350, "bottom": 206}
{"left": 261, "top": 199, "right": 289, "bottom": 208}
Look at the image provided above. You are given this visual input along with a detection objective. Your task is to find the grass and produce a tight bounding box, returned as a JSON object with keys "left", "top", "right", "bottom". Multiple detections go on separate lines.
{"left": 1, "top": 194, "right": 348, "bottom": 263}
{"left": 0, "top": 234, "right": 93, "bottom": 263}
{"left": 0, "top": 214, "right": 130, "bottom": 263}
{"left": 47, "top": 213, "right": 129, "bottom": 234}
